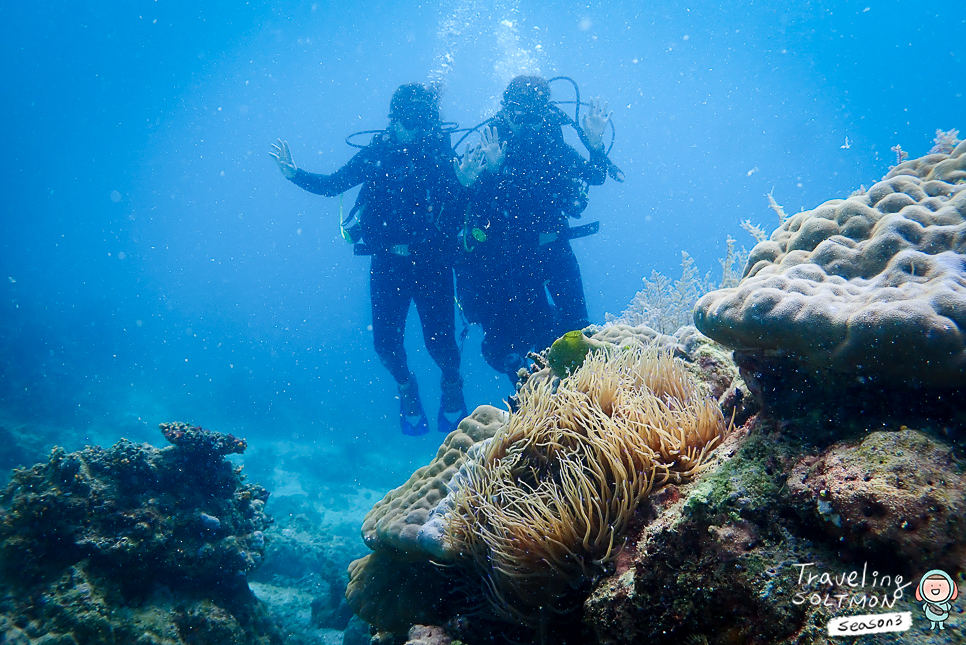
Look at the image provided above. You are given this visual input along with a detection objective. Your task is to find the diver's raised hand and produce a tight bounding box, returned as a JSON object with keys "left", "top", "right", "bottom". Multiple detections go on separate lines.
{"left": 582, "top": 97, "right": 612, "bottom": 151}
{"left": 270, "top": 138, "right": 297, "bottom": 179}
{"left": 454, "top": 142, "right": 484, "bottom": 188}
{"left": 480, "top": 125, "right": 506, "bottom": 171}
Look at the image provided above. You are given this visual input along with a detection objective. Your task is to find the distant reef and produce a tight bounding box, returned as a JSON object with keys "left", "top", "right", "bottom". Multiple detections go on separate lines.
{"left": 0, "top": 422, "right": 281, "bottom": 645}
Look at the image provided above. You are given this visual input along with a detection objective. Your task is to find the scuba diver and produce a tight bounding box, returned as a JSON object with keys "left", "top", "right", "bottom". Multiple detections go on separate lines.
{"left": 270, "top": 83, "right": 469, "bottom": 436}
{"left": 453, "top": 75, "right": 614, "bottom": 382}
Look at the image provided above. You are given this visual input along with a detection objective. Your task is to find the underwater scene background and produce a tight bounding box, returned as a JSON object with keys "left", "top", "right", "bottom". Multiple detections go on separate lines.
{"left": 0, "top": 0, "right": 964, "bottom": 643}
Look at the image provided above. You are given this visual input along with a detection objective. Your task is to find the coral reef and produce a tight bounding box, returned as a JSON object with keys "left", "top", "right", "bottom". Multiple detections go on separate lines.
{"left": 247, "top": 509, "right": 358, "bottom": 643}
{"left": 347, "top": 332, "right": 734, "bottom": 641}
{"left": 694, "top": 142, "right": 966, "bottom": 386}
{"left": 359, "top": 405, "right": 508, "bottom": 563}
{"left": 348, "top": 134, "right": 966, "bottom": 644}
{"left": 584, "top": 412, "right": 966, "bottom": 644}
{"left": 345, "top": 406, "right": 506, "bottom": 632}
{"left": 347, "top": 328, "right": 966, "bottom": 645}
{"left": 0, "top": 423, "right": 280, "bottom": 645}
{"left": 160, "top": 421, "right": 248, "bottom": 456}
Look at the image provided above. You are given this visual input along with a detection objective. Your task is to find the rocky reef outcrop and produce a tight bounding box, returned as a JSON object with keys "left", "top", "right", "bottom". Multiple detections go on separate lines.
{"left": 0, "top": 422, "right": 281, "bottom": 645}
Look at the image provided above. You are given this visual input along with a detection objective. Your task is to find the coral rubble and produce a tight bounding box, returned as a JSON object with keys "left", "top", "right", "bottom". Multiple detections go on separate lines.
{"left": 0, "top": 423, "right": 280, "bottom": 645}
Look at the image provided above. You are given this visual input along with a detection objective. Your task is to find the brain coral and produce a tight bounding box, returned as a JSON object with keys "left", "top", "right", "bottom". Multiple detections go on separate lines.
{"left": 347, "top": 406, "right": 506, "bottom": 632}
{"left": 694, "top": 141, "right": 966, "bottom": 385}
{"left": 359, "top": 404, "right": 507, "bottom": 562}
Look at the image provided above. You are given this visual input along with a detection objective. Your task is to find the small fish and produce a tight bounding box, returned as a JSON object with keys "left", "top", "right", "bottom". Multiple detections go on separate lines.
{"left": 841, "top": 136, "right": 851, "bottom": 149}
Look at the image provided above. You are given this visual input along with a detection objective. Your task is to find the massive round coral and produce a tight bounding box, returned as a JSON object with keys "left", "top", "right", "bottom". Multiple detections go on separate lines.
{"left": 694, "top": 141, "right": 966, "bottom": 385}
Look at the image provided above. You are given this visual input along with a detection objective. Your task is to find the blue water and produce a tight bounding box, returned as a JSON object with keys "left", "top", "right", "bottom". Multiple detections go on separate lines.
{"left": 0, "top": 0, "right": 963, "bottom": 488}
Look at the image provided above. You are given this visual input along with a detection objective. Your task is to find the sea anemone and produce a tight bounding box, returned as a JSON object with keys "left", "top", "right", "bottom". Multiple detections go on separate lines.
{"left": 446, "top": 344, "right": 727, "bottom": 625}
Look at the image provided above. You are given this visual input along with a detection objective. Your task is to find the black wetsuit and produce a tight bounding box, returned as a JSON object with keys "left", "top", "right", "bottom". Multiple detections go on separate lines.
{"left": 289, "top": 131, "right": 463, "bottom": 385}
{"left": 459, "top": 121, "right": 608, "bottom": 376}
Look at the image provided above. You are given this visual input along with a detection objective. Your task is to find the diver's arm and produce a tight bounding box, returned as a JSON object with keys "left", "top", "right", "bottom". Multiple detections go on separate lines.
{"left": 479, "top": 125, "right": 506, "bottom": 172}
{"left": 560, "top": 142, "right": 608, "bottom": 186}
{"left": 585, "top": 147, "right": 609, "bottom": 186}
{"left": 270, "top": 139, "right": 297, "bottom": 178}
{"left": 288, "top": 147, "right": 374, "bottom": 197}
{"left": 454, "top": 142, "right": 484, "bottom": 188}
{"left": 438, "top": 142, "right": 475, "bottom": 233}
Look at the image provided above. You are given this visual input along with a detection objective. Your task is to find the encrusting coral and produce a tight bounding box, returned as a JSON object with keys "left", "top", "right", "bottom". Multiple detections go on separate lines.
{"left": 445, "top": 344, "right": 727, "bottom": 625}
{"left": 694, "top": 140, "right": 966, "bottom": 385}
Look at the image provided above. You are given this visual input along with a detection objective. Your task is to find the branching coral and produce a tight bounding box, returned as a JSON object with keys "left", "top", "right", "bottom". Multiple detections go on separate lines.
{"left": 445, "top": 345, "right": 727, "bottom": 625}
{"left": 605, "top": 242, "right": 750, "bottom": 334}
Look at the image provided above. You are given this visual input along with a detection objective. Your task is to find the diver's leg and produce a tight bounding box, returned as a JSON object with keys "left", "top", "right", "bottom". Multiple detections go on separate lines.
{"left": 413, "top": 262, "right": 461, "bottom": 382}
{"left": 370, "top": 254, "right": 412, "bottom": 384}
{"left": 544, "top": 240, "right": 590, "bottom": 333}
{"left": 479, "top": 253, "right": 537, "bottom": 379}
{"left": 513, "top": 255, "right": 556, "bottom": 354}
{"left": 413, "top": 260, "right": 466, "bottom": 431}
{"left": 371, "top": 254, "right": 428, "bottom": 434}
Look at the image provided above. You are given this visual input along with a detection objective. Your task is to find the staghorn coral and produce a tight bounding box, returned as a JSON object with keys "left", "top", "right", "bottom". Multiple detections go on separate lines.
{"left": 445, "top": 345, "right": 727, "bottom": 626}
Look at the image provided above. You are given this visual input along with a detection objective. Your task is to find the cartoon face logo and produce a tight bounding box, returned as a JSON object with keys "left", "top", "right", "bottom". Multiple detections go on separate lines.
{"left": 922, "top": 577, "right": 953, "bottom": 603}
{"left": 916, "top": 569, "right": 959, "bottom": 631}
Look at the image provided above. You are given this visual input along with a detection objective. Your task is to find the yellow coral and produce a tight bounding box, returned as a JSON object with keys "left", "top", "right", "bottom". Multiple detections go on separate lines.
{"left": 446, "top": 345, "right": 726, "bottom": 623}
